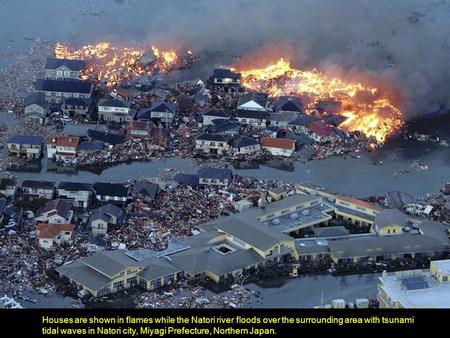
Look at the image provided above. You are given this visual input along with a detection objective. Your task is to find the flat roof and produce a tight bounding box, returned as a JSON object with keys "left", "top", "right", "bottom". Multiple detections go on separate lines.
{"left": 431, "top": 259, "right": 450, "bottom": 274}
{"left": 380, "top": 269, "right": 450, "bottom": 308}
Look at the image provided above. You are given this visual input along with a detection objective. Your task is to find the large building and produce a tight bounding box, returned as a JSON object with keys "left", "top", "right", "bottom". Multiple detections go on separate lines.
{"left": 56, "top": 187, "right": 450, "bottom": 298}
{"left": 377, "top": 259, "right": 450, "bottom": 308}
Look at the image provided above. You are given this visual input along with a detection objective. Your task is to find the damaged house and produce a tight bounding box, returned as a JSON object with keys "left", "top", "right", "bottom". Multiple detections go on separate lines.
{"left": 146, "top": 101, "right": 177, "bottom": 126}
{"left": 236, "top": 110, "right": 269, "bottom": 128}
{"left": 0, "top": 178, "right": 17, "bottom": 198}
{"left": 200, "top": 109, "right": 230, "bottom": 126}
{"left": 231, "top": 136, "right": 260, "bottom": 155}
{"left": 212, "top": 68, "right": 241, "bottom": 87}
{"left": 269, "top": 96, "right": 304, "bottom": 127}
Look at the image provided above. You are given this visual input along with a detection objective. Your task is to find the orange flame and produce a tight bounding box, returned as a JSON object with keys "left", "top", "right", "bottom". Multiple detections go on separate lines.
{"left": 55, "top": 42, "right": 179, "bottom": 87}
{"left": 236, "top": 58, "right": 403, "bottom": 143}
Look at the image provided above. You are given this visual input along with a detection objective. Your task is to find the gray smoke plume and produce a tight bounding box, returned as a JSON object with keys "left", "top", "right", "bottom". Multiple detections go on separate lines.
{"left": 5, "top": 0, "right": 450, "bottom": 118}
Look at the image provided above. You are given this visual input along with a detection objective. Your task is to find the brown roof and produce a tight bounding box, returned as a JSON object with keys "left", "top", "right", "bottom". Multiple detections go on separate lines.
{"left": 125, "top": 120, "right": 155, "bottom": 131}
{"left": 260, "top": 137, "right": 295, "bottom": 150}
{"left": 37, "top": 223, "right": 74, "bottom": 239}
{"left": 57, "top": 136, "right": 79, "bottom": 148}
{"left": 45, "top": 136, "right": 57, "bottom": 145}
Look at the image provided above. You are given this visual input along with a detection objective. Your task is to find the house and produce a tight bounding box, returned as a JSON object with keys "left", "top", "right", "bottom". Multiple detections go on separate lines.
{"left": 231, "top": 136, "right": 260, "bottom": 154}
{"left": 212, "top": 68, "right": 241, "bottom": 87}
{"left": 269, "top": 111, "right": 302, "bottom": 127}
{"left": 62, "top": 97, "right": 92, "bottom": 118}
{"left": 201, "top": 109, "right": 230, "bottom": 126}
{"left": 133, "top": 181, "right": 160, "bottom": 199}
{"left": 236, "top": 110, "right": 269, "bottom": 128}
{"left": 56, "top": 250, "right": 181, "bottom": 297}
{"left": 212, "top": 119, "right": 240, "bottom": 136}
{"left": 174, "top": 173, "right": 199, "bottom": 188}
{"left": 287, "top": 115, "right": 317, "bottom": 134}
{"left": 35, "top": 199, "right": 74, "bottom": 224}
{"left": 276, "top": 96, "right": 304, "bottom": 114}
{"left": 237, "top": 92, "right": 268, "bottom": 111}
{"left": 198, "top": 168, "right": 233, "bottom": 186}
{"left": 57, "top": 182, "right": 93, "bottom": 209}
{"left": 87, "top": 130, "right": 126, "bottom": 146}
{"left": 89, "top": 203, "right": 125, "bottom": 235}
{"left": 20, "top": 180, "right": 55, "bottom": 199}
{"left": 145, "top": 101, "right": 177, "bottom": 126}
{"left": 308, "top": 120, "right": 339, "bottom": 142}
{"left": 123, "top": 121, "right": 155, "bottom": 140}
{"left": 93, "top": 183, "right": 128, "bottom": 205}
{"left": 45, "top": 57, "right": 86, "bottom": 80}
{"left": 6, "top": 135, "right": 44, "bottom": 159}
{"left": 195, "top": 133, "right": 229, "bottom": 155}
{"left": 97, "top": 95, "right": 133, "bottom": 123}
{"left": 36, "top": 223, "right": 75, "bottom": 250}
{"left": 45, "top": 136, "right": 79, "bottom": 160}
{"left": 260, "top": 137, "right": 296, "bottom": 157}
{"left": 23, "top": 92, "right": 49, "bottom": 125}
{"left": 35, "top": 79, "right": 93, "bottom": 104}
{"left": 0, "top": 178, "right": 16, "bottom": 197}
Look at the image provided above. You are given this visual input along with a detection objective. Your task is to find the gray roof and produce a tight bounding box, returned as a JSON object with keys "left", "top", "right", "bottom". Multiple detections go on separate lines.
{"left": 137, "top": 258, "right": 180, "bottom": 281}
{"left": 295, "top": 238, "right": 331, "bottom": 255}
{"left": 7, "top": 135, "right": 44, "bottom": 145}
{"left": 213, "top": 68, "right": 241, "bottom": 80}
{"left": 133, "top": 181, "right": 159, "bottom": 198}
{"left": 63, "top": 123, "right": 107, "bottom": 137}
{"left": 270, "top": 111, "right": 300, "bottom": 123}
{"left": 83, "top": 251, "right": 143, "bottom": 278}
{"left": 24, "top": 92, "right": 47, "bottom": 108}
{"left": 58, "top": 182, "right": 93, "bottom": 192}
{"left": 211, "top": 215, "right": 292, "bottom": 251}
{"left": 37, "top": 198, "right": 73, "bottom": 219}
{"left": 232, "top": 136, "right": 259, "bottom": 148}
{"left": 236, "top": 109, "right": 269, "bottom": 119}
{"left": 45, "top": 58, "right": 86, "bottom": 71}
{"left": 56, "top": 260, "right": 110, "bottom": 292}
{"left": 238, "top": 92, "right": 267, "bottom": 108}
{"left": 203, "top": 109, "right": 230, "bottom": 118}
{"left": 196, "top": 133, "right": 228, "bottom": 142}
{"left": 77, "top": 140, "right": 107, "bottom": 152}
{"left": 312, "top": 226, "right": 350, "bottom": 238}
{"left": 375, "top": 209, "right": 410, "bottom": 229}
{"left": 21, "top": 180, "right": 55, "bottom": 190}
{"left": 328, "top": 233, "right": 450, "bottom": 259}
{"left": 98, "top": 97, "right": 131, "bottom": 108}
{"left": 36, "top": 79, "right": 92, "bottom": 94}
{"left": 198, "top": 167, "right": 233, "bottom": 180}
{"left": 149, "top": 101, "right": 177, "bottom": 113}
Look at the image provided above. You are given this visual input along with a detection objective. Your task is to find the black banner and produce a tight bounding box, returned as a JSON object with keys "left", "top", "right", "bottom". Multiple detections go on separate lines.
{"left": 0, "top": 308, "right": 441, "bottom": 337}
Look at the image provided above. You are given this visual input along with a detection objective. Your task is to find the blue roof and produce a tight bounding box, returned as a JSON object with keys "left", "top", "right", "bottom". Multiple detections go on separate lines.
{"left": 198, "top": 168, "right": 233, "bottom": 180}
{"left": 87, "top": 130, "right": 125, "bottom": 145}
{"left": 58, "top": 182, "right": 93, "bottom": 191}
{"left": 64, "top": 97, "right": 91, "bottom": 107}
{"left": 77, "top": 140, "right": 107, "bottom": 151}
{"left": 174, "top": 173, "right": 199, "bottom": 187}
{"left": 149, "top": 101, "right": 177, "bottom": 113}
{"left": 36, "top": 79, "right": 92, "bottom": 94}
{"left": 45, "top": 58, "right": 86, "bottom": 71}
{"left": 6, "top": 135, "right": 44, "bottom": 145}
{"left": 232, "top": 136, "right": 259, "bottom": 148}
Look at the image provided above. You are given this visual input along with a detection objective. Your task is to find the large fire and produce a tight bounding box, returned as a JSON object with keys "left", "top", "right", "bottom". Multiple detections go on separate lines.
{"left": 54, "top": 42, "right": 179, "bottom": 87}
{"left": 236, "top": 58, "right": 403, "bottom": 143}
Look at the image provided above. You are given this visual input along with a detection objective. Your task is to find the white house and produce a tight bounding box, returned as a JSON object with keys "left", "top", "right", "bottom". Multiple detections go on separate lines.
{"left": 57, "top": 182, "right": 93, "bottom": 209}
{"left": 97, "top": 96, "right": 133, "bottom": 123}
{"left": 6, "top": 135, "right": 44, "bottom": 159}
{"left": 35, "top": 199, "right": 74, "bottom": 224}
{"left": 45, "top": 136, "right": 79, "bottom": 160}
{"left": 35, "top": 79, "right": 93, "bottom": 104}
{"left": 198, "top": 168, "right": 233, "bottom": 187}
{"left": 260, "top": 137, "right": 296, "bottom": 157}
{"left": 195, "top": 133, "right": 229, "bottom": 155}
{"left": 45, "top": 58, "right": 86, "bottom": 80}
{"left": 212, "top": 68, "right": 241, "bottom": 87}
{"left": 148, "top": 101, "right": 177, "bottom": 126}
{"left": 89, "top": 203, "right": 124, "bottom": 236}
{"left": 36, "top": 223, "right": 75, "bottom": 250}
{"left": 235, "top": 110, "right": 269, "bottom": 128}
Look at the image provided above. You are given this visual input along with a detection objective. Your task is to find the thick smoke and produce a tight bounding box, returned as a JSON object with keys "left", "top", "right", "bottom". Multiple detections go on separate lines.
{"left": 9, "top": 0, "right": 450, "bottom": 118}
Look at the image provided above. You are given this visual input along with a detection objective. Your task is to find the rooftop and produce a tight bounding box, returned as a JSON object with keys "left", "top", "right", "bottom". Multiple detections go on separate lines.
{"left": 260, "top": 137, "right": 295, "bottom": 150}
{"left": 36, "top": 79, "right": 92, "bottom": 94}
{"left": 45, "top": 57, "right": 86, "bottom": 71}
